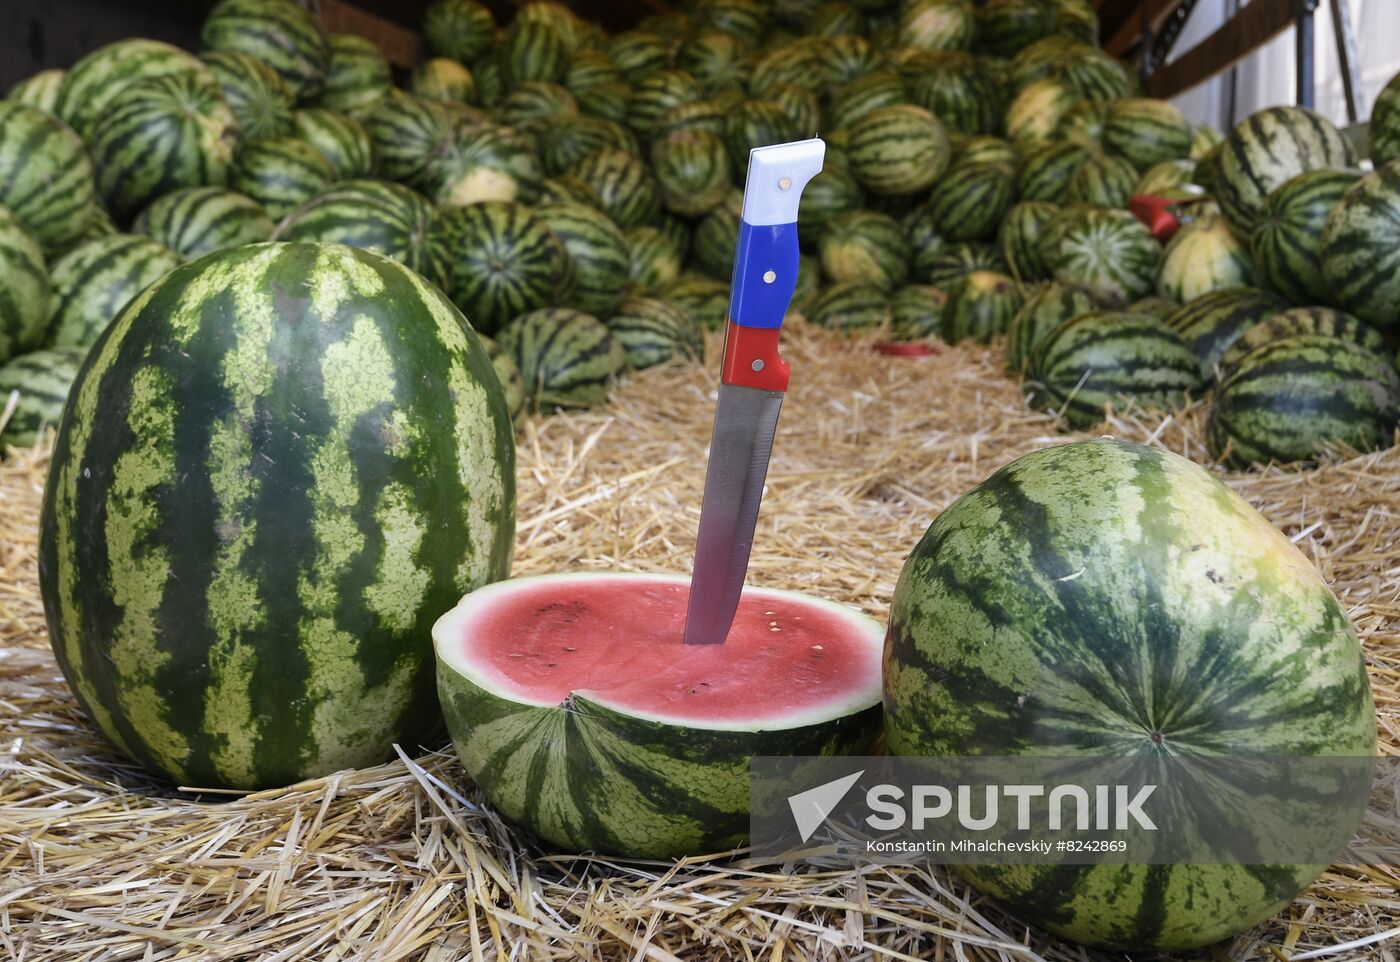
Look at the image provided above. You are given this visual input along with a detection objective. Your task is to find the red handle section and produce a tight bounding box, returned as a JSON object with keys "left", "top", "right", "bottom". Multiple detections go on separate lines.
{"left": 1129, "top": 194, "right": 1184, "bottom": 243}
{"left": 721, "top": 322, "right": 790, "bottom": 391}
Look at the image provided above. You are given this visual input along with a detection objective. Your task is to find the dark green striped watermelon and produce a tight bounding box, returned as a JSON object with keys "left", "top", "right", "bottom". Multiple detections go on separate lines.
{"left": 201, "top": 0, "right": 330, "bottom": 101}
{"left": 54, "top": 39, "right": 209, "bottom": 140}
{"left": 890, "top": 284, "right": 947, "bottom": 340}
{"left": 427, "top": 123, "right": 543, "bottom": 208}
{"left": 1251, "top": 169, "right": 1357, "bottom": 306}
{"left": 1216, "top": 106, "right": 1351, "bottom": 237}
{"left": 692, "top": 198, "right": 743, "bottom": 279}
{"left": 1027, "top": 310, "right": 1200, "bottom": 426}
{"left": 473, "top": 60, "right": 506, "bottom": 110}
{"left": 498, "top": 20, "right": 568, "bottom": 90}
{"left": 903, "top": 51, "right": 1001, "bottom": 136}
{"left": 608, "top": 31, "right": 670, "bottom": 84}
{"left": 499, "top": 82, "right": 579, "bottom": 134}
{"left": 89, "top": 73, "right": 240, "bottom": 223}
{"left": 976, "top": 0, "right": 1055, "bottom": 57}
{"left": 806, "top": 3, "right": 865, "bottom": 38}
{"left": 0, "top": 206, "right": 50, "bottom": 366}
{"left": 39, "top": 241, "right": 516, "bottom": 790}
{"left": 496, "top": 307, "right": 626, "bottom": 410}
{"left": 47, "top": 235, "right": 182, "bottom": 350}
{"left": 1044, "top": 207, "right": 1162, "bottom": 308}
{"left": 0, "top": 347, "right": 86, "bottom": 449}
{"left": 424, "top": 0, "right": 496, "bottom": 64}
{"left": 769, "top": 83, "right": 820, "bottom": 134}
{"left": 1208, "top": 335, "right": 1400, "bottom": 466}
{"left": 1054, "top": 98, "right": 1107, "bottom": 144}
{"left": 798, "top": 163, "right": 865, "bottom": 247}
{"left": 291, "top": 109, "right": 375, "bottom": 180}
{"left": 1128, "top": 295, "right": 1178, "bottom": 320}
{"left": 651, "top": 129, "right": 732, "bottom": 217}
{"left": 924, "top": 240, "right": 1008, "bottom": 287}
{"left": 7, "top": 69, "right": 66, "bottom": 115}
{"left": 898, "top": 0, "right": 976, "bottom": 50}
{"left": 536, "top": 116, "right": 635, "bottom": 177}
{"left": 884, "top": 437, "right": 1376, "bottom": 949}
{"left": 927, "top": 161, "right": 1014, "bottom": 241}
{"left": 1103, "top": 98, "right": 1192, "bottom": 171}
{"left": 436, "top": 572, "right": 882, "bottom": 859}
{"left": 848, "top": 104, "right": 950, "bottom": 196}
{"left": 412, "top": 58, "right": 476, "bottom": 105}
{"left": 1157, "top": 215, "right": 1255, "bottom": 303}
{"left": 1320, "top": 160, "right": 1400, "bottom": 332}
{"left": 1374, "top": 72, "right": 1400, "bottom": 167}
{"left": 536, "top": 202, "right": 631, "bottom": 317}
{"left": 748, "top": 43, "right": 825, "bottom": 96}
{"left": 203, "top": 50, "right": 294, "bottom": 140}
{"left": 1015, "top": 140, "right": 1088, "bottom": 203}
{"left": 0, "top": 102, "right": 99, "bottom": 256}
{"left": 478, "top": 334, "right": 526, "bottom": 425}
{"left": 941, "top": 270, "right": 1022, "bottom": 344}
{"left": 999, "top": 200, "right": 1059, "bottom": 282}
{"left": 724, "top": 100, "right": 800, "bottom": 172}
{"left": 315, "top": 34, "right": 392, "bottom": 118}
{"left": 900, "top": 202, "right": 947, "bottom": 283}
{"left": 809, "top": 281, "right": 893, "bottom": 335}
{"left": 605, "top": 296, "right": 703, "bottom": 369}
{"left": 232, "top": 137, "right": 338, "bottom": 222}
{"left": 1004, "top": 282, "right": 1094, "bottom": 374}
{"left": 1047, "top": 44, "right": 1135, "bottom": 102}
{"left": 660, "top": 274, "right": 730, "bottom": 331}
{"left": 697, "top": 0, "right": 767, "bottom": 45}
{"left": 132, "top": 187, "right": 275, "bottom": 260}
{"left": 1190, "top": 122, "right": 1224, "bottom": 159}
{"left": 273, "top": 180, "right": 450, "bottom": 291}
{"left": 1065, "top": 150, "right": 1137, "bottom": 207}
{"left": 1218, "top": 307, "right": 1387, "bottom": 376}
{"left": 539, "top": 174, "right": 602, "bottom": 209}
{"left": 437, "top": 201, "right": 568, "bottom": 335}
{"left": 827, "top": 71, "right": 908, "bottom": 131}
{"left": 823, "top": 35, "right": 880, "bottom": 87}
{"left": 1162, "top": 287, "right": 1287, "bottom": 379}
{"left": 572, "top": 148, "right": 662, "bottom": 229}
{"left": 627, "top": 226, "right": 683, "bottom": 291}
{"left": 628, "top": 71, "right": 706, "bottom": 138}
{"left": 677, "top": 29, "right": 755, "bottom": 95}
{"left": 820, "top": 209, "right": 909, "bottom": 291}
{"left": 364, "top": 92, "right": 457, "bottom": 187}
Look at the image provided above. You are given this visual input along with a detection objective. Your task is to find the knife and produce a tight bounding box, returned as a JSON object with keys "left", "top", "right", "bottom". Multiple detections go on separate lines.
{"left": 683, "top": 138, "right": 826, "bottom": 646}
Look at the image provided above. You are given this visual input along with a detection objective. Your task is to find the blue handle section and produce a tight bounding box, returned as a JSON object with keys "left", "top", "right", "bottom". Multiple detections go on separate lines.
{"left": 728, "top": 220, "right": 799, "bottom": 330}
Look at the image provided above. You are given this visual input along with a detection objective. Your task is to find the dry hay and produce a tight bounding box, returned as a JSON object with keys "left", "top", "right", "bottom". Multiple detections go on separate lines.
{"left": 2, "top": 322, "right": 1398, "bottom": 961}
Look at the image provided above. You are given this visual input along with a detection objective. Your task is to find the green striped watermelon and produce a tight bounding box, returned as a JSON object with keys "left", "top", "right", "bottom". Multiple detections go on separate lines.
{"left": 364, "top": 92, "right": 455, "bottom": 186}
{"left": 1054, "top": 0, "right": 1099, "bottom": 43}
{"left": 927, "top": 161, "right": 1014, "bottom": 241}
{"left": 496, "top": 307, "right": 626, "bottom": 410}
{"left": 653, "top": 99, "right": 727, "bottom": 141}
{"left": 536, "top": 116, "right": 635, "bottom": 177}
{"left": 0, "top": 347, "right": 86, "bottom": 449}
{"left": 1054, "top": 98, "right": 1108, "bottom": 144}
{"left": 819, "top": 209, "right": 909, "bottom": 291}
{"left": 999, "top": 200, "right": 1059, "bottom": 282}
{"left": 660, "top": 274, "right": 730, "bottom": 331}
{"left": 1133, "top": 158, "right": 1198, "bottom": 195}
{"left": 884, "top": 437, "right": 1376, "bottom": 949}
{"left": 474, "top": 60, "right": 506, "bottom": 110}
{"left": 941, "top": 270, "right": 1023, "bottom": 344}
{"left": 232, "top": 137, "right": 338, "bottom": 222}
{"left": 748, "top": 43, "right": 825, "bottom": 96}
{"left": 798, "top": 163, "right": 865, "bottom": 247}
{"left": 498, "top": 21, "right": 569, "bottom": 90}
{"left": 1065, "top": 150, "right": 1137, "bottom": 207}
{"left": 898, "top": 0, "right": 976, "bottom": 50}
{"left": 1208, "top": 335, "right": 1400, "bottom": 466}
{"left": 573, "top": 79, "right": 632, "bottom": 125}
{"left": 0, "top": 205, "right": 50, "bottom": 366}
{"left": 1015, "top": 140, "right": 1088, "bottom": 203}
{"left": 499, "top": 82, "right": 579, "bottom": 134}
{"left": 809, "top": 281, "right": 893, "bottom": 335}
{"left": 1047, "top": 44, "right": 1135, "bottom": 102}
{"left": 1103, "top": 98, "right": 1192, "bottom": 171}
{"left": 605, "top": 296, "right": 704, "bottom": 368}
{"left": 435, "top": 571, "right": 882, "bottom": 859}
{"left": 427, "top": 123, "right": 543, "bottom": 208}
{"left": 792, "top": 252, "right": 821, "bottom": 314}
{"left": 848, "top": 105, "right": 950, "bottom": 196}
{"left": 201, "top": 0, "right": 330, "bottom": 101}
{"left": 1320, "top": 160, "right": 1400, "bottom": 332}
{"left": 203, "top": 50, "right": 295, "bottom": 139}
{"left": 724, "top": 100, "right": 801, "bottom": 172}
{"left": 1190, "top": 122, "right": 1224, "bottom": 159}
{"left": 1218, "top": 307, "right": 1387, "bottom": 376}
{"left": 827, "top": 71, "right": 908, "bottom": 131}
{"left": 54, "top": 39, "right": 209, "bottom": 140}
{"left": 698, "top": 0, "right": 767, "bottom": 45}
{"left": 954, "top": 136, "right": 1018, "bottom": 168}
{"left": 315, "top": 34, "right": 391, "bottom": 117}
{"left": 72, "top": 206, "right": 119, "bottom": 248}
{"left": 677, "top": 30, "right": 755, "bottom": 95}
{"left": 7, "top": 70, "right": 66, "bottom": 115}
{"left": 39, "top": 241, "right": 515, "bottom": 790}
{"left": 437, "top": 201, "right": 568, "bottom": 335}
{"left": 540, "top": 174, "right": 602, "bottom": 208}
{"left": 769, "top": 83, "right": 820, "bottom": 134}
{"left": 47, "top": 235, "right": 182, "bottom": 350}
{"left": 976, "top": 0, "right": 1055, "bottom": 56}
{"left": 693, "top": 199, "right": 742, "bottom": 279}
{"left": 1027, "top": 310, "right": 1200, "bottom": 426}
{"left": 923, "top": 240, "right": 1008, "bottom": 287}
{"left": 1157, "top": 214, "right": 1255, "bottom": 303}
{"left": 628, "top": 71, "right": 706, "bottom": 137}
{"left": 807, "top": 3, "right": 865, "bottom": 37}
{"left": 1004, "top": 35, "right": 1072, "bottom": 90}
{"left": 890, "top": 284, "right": 947, "bottom": 339}
{"left": 572, "top": 148, "right": 662, "bottom": 229}
{"left": 1162, "top": 287, "right": 1287, "bottom": 378}
{"left": 651, "top": 129, "right": 732, "bottom": 217}
{"left": 291, "top": 109, "right": 375, "bottom": 180}
{"left": 904, "top": 52, "right": 1001, "bottom": 136}
{"left": 412, "top": 58, "right": 477, "bottom": 104}
{"left": 1045, "top": 207, "right": 1162, "bottom": 307}
{"left": 536, "top": 202, "right": 631, "bottom": 317}
{"left": 1128, "top": 295, "right": 1178, "bottom": 320}
{"left": 132, "top": 187, "right": 275, "bottom": 260}
{"left": 565, "top": 48, "right": 622, "bottom": 95}
{"left": 901, "top": 202, "right": 947, "bottom": 282}
{"left": 478, "top": 334, "right": 526, "bottom": 425}
{"left": 89, "top": 73, "right": 240, "bottom": 223}
{"left": 1252, "top": 169, "right": 1357, "bottom": 306}
{"left": 823, "top": 35, "right": 880, "bottom": 87}
{"left": 1004, "top": 79, "right": 1077, "bottom": 143}
{"left": 1373, "top": 72, "right": 1400, "bottom": 167}
{"left": 424, "top": 0, "right": 496, "bottom": 64}
{"left": 0, "top": 102, "right": 98, "bottom": 256}
{"left": 273, "top": 180, "right": 450, "bottom": 291}
{"left": 627, "top": 226, "right": 683, "bottom": 290}
{"left": 1004, "top": 282, "right": 1094, "bottom": 374}
{"left": 1216, "top": 106, "right": 1351, "bottom": 237}
{"left": 608, "top": 31, "right": 670, "bottom": 84}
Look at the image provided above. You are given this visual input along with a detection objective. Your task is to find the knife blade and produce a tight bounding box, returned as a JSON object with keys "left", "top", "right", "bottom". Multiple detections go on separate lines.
{"left": 684, "top": 138, "right": 826, "bottom": 646}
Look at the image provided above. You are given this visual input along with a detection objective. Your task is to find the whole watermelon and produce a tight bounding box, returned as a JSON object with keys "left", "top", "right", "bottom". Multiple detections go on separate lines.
{"left": 1320, "top": 160, "right": 1400, "bottom": 332}
{"left": 38, "top": 242, "right": 516, "bottom": 790}
{"left": 884, "top": 438, "right": 1377, "bottom": 950}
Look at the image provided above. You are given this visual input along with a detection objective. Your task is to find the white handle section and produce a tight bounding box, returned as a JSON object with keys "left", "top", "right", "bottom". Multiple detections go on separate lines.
{"left": 740, "top": 138, "right": 826, "bottom": 226}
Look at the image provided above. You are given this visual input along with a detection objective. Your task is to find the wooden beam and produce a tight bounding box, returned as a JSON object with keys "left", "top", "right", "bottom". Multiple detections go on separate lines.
{"left": 315, "top": 0, "right": 424, "bottom": 69}
{"left": 1104, "top": 0, "right": 1189, "bottom": 57}
{"left": 1147, "top": 0, "right": 1297, "bottom": 98}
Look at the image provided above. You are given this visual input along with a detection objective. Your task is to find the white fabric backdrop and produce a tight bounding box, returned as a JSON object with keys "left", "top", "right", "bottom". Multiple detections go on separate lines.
{"left": 1165, "top": 0, "right": 1400, "bottom": 132}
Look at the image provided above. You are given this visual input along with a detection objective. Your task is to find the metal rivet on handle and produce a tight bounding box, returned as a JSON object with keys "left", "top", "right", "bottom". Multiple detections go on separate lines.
{"left": 763, "top": 270, "right": 776, "bottom": 283}
{"left": 751, "top": 359, "right": 765, "bottom": 371}
{"left": 778, "top": 177, "right": 792, "bottom": 190}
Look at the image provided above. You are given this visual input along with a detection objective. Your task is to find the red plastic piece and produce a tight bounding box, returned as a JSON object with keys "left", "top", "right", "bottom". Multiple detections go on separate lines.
{"left": 721, "top": 322, "right": 791, "bottom": 391}
{"left": 874, "top": 341, "right": 939, "bottom": 357}
{"left": 1129, "top": 194, "right": 1183, "bottom": 243}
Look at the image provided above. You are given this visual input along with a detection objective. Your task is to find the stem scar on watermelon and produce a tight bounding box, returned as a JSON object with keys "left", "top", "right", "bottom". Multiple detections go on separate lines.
{"left": 433, "top": 572, "right": 883, "bottom": 859}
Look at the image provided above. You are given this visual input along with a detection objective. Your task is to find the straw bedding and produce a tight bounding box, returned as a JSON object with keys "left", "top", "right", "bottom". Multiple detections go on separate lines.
{"left": 2, "top": 322, "right": 1397, "bottom": 961}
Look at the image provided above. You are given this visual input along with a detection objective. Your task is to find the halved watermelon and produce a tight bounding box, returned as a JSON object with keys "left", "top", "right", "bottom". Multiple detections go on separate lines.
{"left": 434, "top": 572, "right": 884, "bottom": 859}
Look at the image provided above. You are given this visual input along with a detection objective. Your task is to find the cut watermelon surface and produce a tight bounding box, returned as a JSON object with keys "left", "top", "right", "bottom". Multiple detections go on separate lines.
{"left": 433, "top": 572, "right": 883, "bottom": 858}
